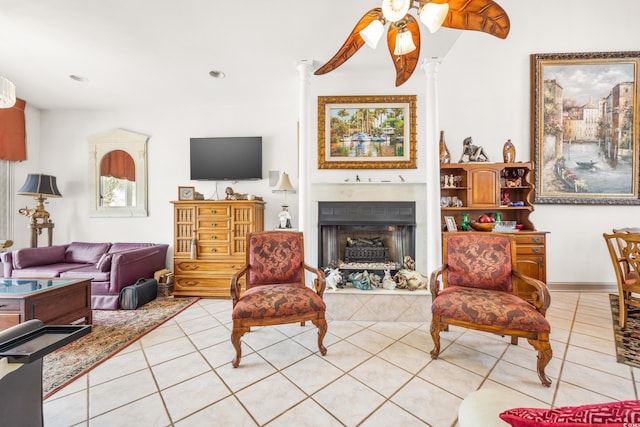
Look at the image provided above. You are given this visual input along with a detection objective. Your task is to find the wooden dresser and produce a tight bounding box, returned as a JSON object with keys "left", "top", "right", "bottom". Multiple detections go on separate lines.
{"left": 171, "top": 200, "right": 265, "bottom": 297}
{"left": 439, "top": 162, "right": 548, "bottom": 299}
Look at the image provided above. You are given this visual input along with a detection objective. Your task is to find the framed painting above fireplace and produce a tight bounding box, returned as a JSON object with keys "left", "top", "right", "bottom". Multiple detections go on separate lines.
{"left": 317, "top": 95, "right": 417, "bottom": 169}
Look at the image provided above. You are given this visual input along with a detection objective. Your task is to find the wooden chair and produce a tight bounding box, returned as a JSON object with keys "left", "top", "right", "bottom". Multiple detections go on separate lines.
{"left": 230, "top": 231, "right": 327, "bottom": 367}
{"left": 430, "top": 233, "right": 553, "bottom": 386}
{"left": 603, "top": 231, "right": 640, "bottom": 328}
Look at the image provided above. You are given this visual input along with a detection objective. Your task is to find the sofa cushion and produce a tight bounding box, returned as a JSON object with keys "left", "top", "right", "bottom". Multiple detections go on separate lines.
{"left": 65, "top": 242, "right": 111, "bottom": 264}
{"left": 108, "top": 242, "right": 155, "bottom": 253}
{"left": 60, "top": 266, "right": 109, "bottom": 282}
{"left": 96, "top": 253, "right": 112, "bottom": 272}
{"left": 432, "top": 286, "right": 551, "bottom": 333}
{"left": 499, "top": 400, "right": 640, "bottom": 426}
{"left": 11, "top": 263, "right": 91, "bottom": 278}
{"left": 13, "top": 245, "right": 66, "bottom": 269}
{"left": 232, "top": 284, "right": 325, "bottom": 320}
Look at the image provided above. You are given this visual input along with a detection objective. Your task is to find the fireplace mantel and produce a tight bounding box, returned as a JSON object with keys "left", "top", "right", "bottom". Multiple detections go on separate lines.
{"left": 310, "top": 182, "right": 426, "bottom": 203}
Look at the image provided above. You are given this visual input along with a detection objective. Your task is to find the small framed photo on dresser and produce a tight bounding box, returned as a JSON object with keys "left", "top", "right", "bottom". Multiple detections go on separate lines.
{"left": 444, "top": 216, "right": 457, "bottom": 232}
{"left": 178, "top": 186, "right": 195, "bottom": 200}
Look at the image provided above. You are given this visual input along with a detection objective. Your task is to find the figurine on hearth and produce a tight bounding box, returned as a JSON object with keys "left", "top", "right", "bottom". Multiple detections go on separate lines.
{"left": 325, "top": 268, "right": 343, "bottom": 291}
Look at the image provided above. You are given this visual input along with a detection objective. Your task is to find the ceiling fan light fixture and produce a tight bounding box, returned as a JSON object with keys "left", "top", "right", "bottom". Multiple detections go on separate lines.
{"left": 419, "top": 2, "right": 449, "bottom": 33}
{"left": 381, "top": 0, "right": 411, "bottom": 22}
{"left": 393, "top": 29, "right": 416, "bottom": 55}
{"left": 359, "top": 19, "right": 385, "bottom": 49}
{"left": 0, "top": 76, "right": 16, "bottom": 109}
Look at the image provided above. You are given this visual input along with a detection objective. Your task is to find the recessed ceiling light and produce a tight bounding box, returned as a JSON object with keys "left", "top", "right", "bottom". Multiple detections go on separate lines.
{"left": 209, "top": 70, "right": 226, "bottom": 79}
{"left": 69, "top": 75, "right": 89, "bottom": 82}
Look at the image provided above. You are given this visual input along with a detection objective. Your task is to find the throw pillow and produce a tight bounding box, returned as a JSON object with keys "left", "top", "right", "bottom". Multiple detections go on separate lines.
{"left": 13, "top": 245, "right": 66, "bottom": 268}
{"left": 65, "top": 242, "right": 111, "bottom": 264}
{"left": 96, "top": 253, "right": 112, "bottom": 272}
{"left": 500, "top": 400, "right": 640, "bottom": 426}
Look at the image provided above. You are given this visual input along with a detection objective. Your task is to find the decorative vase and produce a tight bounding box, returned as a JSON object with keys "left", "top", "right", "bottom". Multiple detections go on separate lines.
{"left": 439, "top": 130, "right": 451, "bottom": 164}
{"left": 503, "top": 139, "right": 516, "bottom": 163}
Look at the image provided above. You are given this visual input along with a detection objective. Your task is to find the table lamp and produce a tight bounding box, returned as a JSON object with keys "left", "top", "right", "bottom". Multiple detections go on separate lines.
{"left": 273, "top": 172, "right": 295, "bottom": 228}
{"left": 17, "top": 174, "right": 62, "bottom": 247}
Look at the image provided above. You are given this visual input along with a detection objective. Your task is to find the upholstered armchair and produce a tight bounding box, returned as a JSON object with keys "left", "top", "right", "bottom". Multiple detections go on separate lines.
{"left": 430, "top": 233, "right": 553, "bottom": 386}
{"left": 604, "top": 231, "right": 640, "bottom": 328}
{"left": 230, "top": 231, "right": 327, "bottom": 368}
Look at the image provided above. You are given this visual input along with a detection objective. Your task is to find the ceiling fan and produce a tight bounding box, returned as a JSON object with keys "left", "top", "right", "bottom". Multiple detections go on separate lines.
{"left": 314, "top": 0, "right": 510, "bottom": 86}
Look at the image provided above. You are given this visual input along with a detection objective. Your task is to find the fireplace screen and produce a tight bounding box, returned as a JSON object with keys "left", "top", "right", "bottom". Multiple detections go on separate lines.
{"left": 318, "top": 202, "right": 416, "bottom": 271}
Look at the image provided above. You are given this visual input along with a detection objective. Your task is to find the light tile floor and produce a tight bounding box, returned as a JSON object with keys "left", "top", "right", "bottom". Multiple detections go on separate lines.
{"left": 43, "top": 292, "right": 639, "bottom": 426}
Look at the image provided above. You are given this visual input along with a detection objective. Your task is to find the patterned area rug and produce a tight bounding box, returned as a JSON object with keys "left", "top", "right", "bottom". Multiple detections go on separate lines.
{"left": 43, "top": 296, "right": 198, "bottom": 398}
{"left": 609, "top": 293, "right": 640, "bottom": 369}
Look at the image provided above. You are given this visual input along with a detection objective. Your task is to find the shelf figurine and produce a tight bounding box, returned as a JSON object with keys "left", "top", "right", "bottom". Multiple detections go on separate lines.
{"left": 459, "top": 137, "right": 489, "bottom": 162}
{"left": 503, "top": 139, "right": 516, "bottom": 163}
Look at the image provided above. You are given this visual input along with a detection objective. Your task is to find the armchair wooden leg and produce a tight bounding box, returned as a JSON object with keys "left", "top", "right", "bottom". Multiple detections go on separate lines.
{"left": 430, "top": 318, "right": 441, "bottom": 359}
{"left": 231, "top": 326, "right": 249, "bottom": 368}
{"left": 528, "top": 338, "right": 553, "bottom": 387}
{"left": 313, "top": 318, "right": 328, "bottom": 356}
{"left": 620, "top": 299, "right": 628, "bottom": 328}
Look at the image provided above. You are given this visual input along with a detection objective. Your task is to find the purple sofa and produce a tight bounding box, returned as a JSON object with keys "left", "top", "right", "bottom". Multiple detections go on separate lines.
{"left": 1, "top": 242, "right": 169, "bottom": 310}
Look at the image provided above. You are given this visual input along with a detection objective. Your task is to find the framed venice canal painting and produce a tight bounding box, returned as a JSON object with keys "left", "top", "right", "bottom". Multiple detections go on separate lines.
{"left": 317, "top": 95, "right": 417, "bottom": 169}
{"left": 531, "top": 51, "right": 640, "bottom": 204}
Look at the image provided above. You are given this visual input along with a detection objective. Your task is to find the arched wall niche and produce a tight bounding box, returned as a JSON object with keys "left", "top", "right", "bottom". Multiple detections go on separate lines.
{"left": 88, "top": 128, "right": 148, "bottom": 217}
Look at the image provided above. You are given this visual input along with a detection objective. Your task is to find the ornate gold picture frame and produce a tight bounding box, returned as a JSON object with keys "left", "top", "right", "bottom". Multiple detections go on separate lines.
{"left": 317, "top": 95, "right": 417, "bottom": 169}
{"left": 531, "top": 51, "right": 640, "bottom": 205}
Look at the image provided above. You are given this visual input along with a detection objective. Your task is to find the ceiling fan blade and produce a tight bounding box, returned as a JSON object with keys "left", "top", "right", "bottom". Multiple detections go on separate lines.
{"left": 387, "top": 15, "right": 421, "bottom": 86}
{"left": 442, "top": 0, "right": 510, "bottom": 39}
{"left": 315, "top": 8, "right": 383, "bottom": 75}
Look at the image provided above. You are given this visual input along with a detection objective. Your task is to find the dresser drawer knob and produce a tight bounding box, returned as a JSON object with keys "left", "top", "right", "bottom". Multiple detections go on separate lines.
{"left": 211, "top": 235, "right": 216, "bottom": 239}
{"left": 211, "top": 223, "right": 216, "bottom": 227}
{"left": 211, "top": 248, "right": 217, "bottom": 252}
{"left": 532, "top": 247, "right": 541, "bottom": 253}
{"left": 211, "top": 209, "right": 216, "bottom": 214}
{"left": 533, "top": 237, "right": 542, "bottom": 243}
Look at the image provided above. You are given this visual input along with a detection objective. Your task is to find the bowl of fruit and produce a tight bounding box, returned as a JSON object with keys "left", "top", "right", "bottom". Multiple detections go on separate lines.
{"left": 470, "top": 214, "right": 496, "bottom": 231}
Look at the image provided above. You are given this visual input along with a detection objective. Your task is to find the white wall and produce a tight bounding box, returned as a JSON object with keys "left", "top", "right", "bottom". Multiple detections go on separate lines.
{"left": 437, "top": 0, "right": 640, "bottom": 286}
{"left": 9, "top": 0, "right": 640, "bottom": 288}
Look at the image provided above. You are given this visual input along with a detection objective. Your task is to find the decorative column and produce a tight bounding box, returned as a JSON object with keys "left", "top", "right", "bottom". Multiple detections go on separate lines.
{"left": 297, "top": 60, "right": 314, "bottom": 233}
{"left": 422, "top": 58, "right": 443, "bottom": 277}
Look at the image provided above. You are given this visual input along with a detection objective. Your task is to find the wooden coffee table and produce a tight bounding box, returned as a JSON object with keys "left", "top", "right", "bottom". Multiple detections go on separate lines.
{"left": 0, "top": 278, "right": 92, "bottom": 331}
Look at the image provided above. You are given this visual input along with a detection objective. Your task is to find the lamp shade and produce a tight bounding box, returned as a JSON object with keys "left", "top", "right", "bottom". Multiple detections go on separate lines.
{"left": 360, "top": 19, "right": 385, "bottom": 49}
{"left": 419, "top": 2, "right": 449, "bottom": 33}
{"left": 273, "top": 172, "right": 295, "bottom": 192}
{"left": 0, "top": 76, "right": 16, "bottom": 109}
{"left": 18, "top": 174, "right": 63, "bottom": 198}
{"left": 394, "top": 29, "right": 417, "bottom": 55}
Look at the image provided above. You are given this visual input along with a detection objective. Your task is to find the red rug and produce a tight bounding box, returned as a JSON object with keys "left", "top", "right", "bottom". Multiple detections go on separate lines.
{"left": 43, "top": 296, "right": 198, "bottom": 398}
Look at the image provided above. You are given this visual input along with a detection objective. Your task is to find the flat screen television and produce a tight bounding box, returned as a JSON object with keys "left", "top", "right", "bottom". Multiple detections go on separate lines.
{"left": 190, "top": 136, "right": 263, "bottom": 181}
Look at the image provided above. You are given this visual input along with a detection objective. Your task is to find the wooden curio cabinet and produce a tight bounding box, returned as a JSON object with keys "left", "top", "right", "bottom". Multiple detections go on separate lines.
{"left": 171, "top": 200, "right": 265, "bottom": 298}
{"left": 440, "top": 162, "right": 547, "bottom": 298}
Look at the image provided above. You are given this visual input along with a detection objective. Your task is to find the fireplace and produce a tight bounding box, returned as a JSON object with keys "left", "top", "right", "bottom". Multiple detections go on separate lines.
{"left": 318, "top": 201, "right": 416, "bottom": 272}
